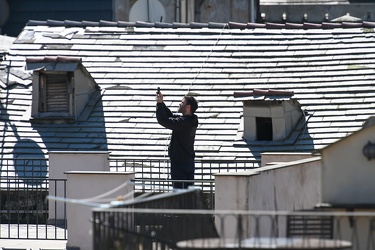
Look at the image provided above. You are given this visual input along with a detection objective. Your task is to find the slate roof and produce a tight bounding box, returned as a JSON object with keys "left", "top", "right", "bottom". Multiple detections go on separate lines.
{"left": 0, "top": 36, "right": 16, "bottom": 53}
{"left": 2, "top": 20, "right": 375, "bottom": 164}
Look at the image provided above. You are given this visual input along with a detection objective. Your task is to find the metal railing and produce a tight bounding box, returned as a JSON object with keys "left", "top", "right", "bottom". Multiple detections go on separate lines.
{"left": 1, "top": 158, "right": 49, "bottom": 185}
{"left": 93, "top": 188, "right": 217, "bottom": 250}
{"left": 0, "top": 157, "right": 259, "bottom": 240}
{"left": 0, "top": 177, "right": 67, "bottom": 240}
{"left": 93, "top": 207, "right": 375, "bottom": 250}
{"left": 1, "top": 157, "right": 260, "bottom": 185}
{"left": 109, "top": 158, "right": 260, "bottom": 177}
{"left": 110, "top": 158, "right": 260, "bottom": 192}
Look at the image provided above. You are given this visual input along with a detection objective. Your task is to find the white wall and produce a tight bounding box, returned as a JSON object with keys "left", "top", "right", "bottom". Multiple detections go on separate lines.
{"left": 243, "top": 100, "right": 303, "bottom": 141}
{"left": 261, "top": 152, "right": 313, "bottom": 167}
{"left": 321, "top": 125, "right": 375, "bottom": 204}
{"left": 74, "top": 68, "right": 97, "bottom": 119}
{"left": 66, "top": 171, "right": 134, "bottom": 250}
{"left": 215, "top": 156, "right": 321, "bottom": 238}
{"left": 48, "top": 151, "right": 110, "bottom": 221}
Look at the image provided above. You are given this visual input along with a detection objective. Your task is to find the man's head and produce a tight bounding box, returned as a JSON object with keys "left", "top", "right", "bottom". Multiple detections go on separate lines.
{"left": 178, "top": 96, "right": 198, "bottom": 115}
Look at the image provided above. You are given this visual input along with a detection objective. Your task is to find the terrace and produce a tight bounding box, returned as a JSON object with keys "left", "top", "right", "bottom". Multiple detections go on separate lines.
{"left": 0, "top": 156, "right": 375, "bottom": 250}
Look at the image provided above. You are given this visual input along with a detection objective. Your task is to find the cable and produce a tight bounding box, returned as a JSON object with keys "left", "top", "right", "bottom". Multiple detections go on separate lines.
{"left": 162, "top": 25, "right": 227, "bottom": 180}
{"left": 160, "top": 25, "right": 228, "bottom": 179}
{"left": 80, "top": 180, "right": 131, "bottom": 202}
{"left": 186, "top": 25, "right": 228, "bottom": 94}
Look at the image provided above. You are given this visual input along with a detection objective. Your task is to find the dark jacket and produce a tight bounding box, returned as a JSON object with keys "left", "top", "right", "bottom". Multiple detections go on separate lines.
{"left": 156, "top": 102, "right": 198, "bottom": 163}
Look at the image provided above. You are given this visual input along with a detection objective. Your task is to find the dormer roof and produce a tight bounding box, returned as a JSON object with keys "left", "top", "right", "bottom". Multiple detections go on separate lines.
{"left": 26, "top": 56, "right": 82, "bottom": 71}
{"left": 234, "top": 89, "right": 294, "bottom": 101}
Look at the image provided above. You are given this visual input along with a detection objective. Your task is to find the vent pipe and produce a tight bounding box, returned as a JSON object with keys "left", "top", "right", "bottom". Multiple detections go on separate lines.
{"left": 249, "top": 0, "right": 260, "bottom": 23}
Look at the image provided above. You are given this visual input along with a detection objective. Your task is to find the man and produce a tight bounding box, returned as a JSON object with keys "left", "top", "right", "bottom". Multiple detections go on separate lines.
{"left": 156, "top": 91, "right": 198, "bottom": 189}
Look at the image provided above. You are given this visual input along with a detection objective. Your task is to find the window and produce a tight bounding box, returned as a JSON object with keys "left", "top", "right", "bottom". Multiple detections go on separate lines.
{"left": 27, "top": 56, "right": 99, "bottom": 123}
{"left": 256, "top": 117, "right": 273, "bottom": 141}
{"left": 241, "top": 99, "right": 303, "bottom": 142}
{"left": 38, "top": 72, "right": 73, "bottom": 115}
{"left": 234, "top": 89, "right": 303, "bottom": 142}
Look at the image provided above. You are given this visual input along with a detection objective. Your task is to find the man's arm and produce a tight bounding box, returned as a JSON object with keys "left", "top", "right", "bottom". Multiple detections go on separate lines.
{"left": 156, "top": 91, "right": 176, "bottom": 128}
{"left": 157, "top": 111, "right": 193, "bottom": 130}
{"left": 157, "top": 102, "right": 174, "bottom": 119}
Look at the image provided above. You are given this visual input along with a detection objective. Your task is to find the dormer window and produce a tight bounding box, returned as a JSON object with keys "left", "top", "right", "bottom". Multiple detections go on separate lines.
{"left": 26, "top": 56, "right": 99, "bottom": 123}
{"left": 234, "top": 89, "right": 303, "bottom": 142}
{"left": 38, "top": 72, "right": 73, "bottom": 115}
{"left": 256, "top": 117, "right": 272, "bottom": 141}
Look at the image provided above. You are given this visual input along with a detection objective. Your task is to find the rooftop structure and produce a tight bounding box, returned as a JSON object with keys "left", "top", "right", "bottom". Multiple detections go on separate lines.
{"left": 1, "top": 20, "right": 375, "bottom": 165}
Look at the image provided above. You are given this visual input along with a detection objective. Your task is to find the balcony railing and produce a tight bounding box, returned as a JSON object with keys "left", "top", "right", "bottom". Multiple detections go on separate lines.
{"left": 1, "top": 157, "right": 259, "bottom": 193}
{"left": 109, "top": 158, "right": 260, "bottom": 177}
{"left": 1, "top": 157, "right": 260, "bottom": 182}
{"left": 0, "top": 177, "right": 67, "bottom": 240}
{"left": 93, "top": 206, "right": 375, "bottom": 250}
{"left": 110, "top": 158, "right": 259, "bottom": 191}
{"left": 0, "top": 157, "right": 258, "bottom": 240}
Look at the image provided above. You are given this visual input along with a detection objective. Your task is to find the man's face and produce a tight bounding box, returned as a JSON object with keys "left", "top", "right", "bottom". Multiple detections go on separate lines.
{"left": 178, "top": 98, "right": 187, "bottom": 113}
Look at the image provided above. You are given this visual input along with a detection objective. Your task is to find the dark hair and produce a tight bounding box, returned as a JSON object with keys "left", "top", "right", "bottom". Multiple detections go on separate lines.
{"left": 184, "top": 96, "right": 198, "bottom": 113}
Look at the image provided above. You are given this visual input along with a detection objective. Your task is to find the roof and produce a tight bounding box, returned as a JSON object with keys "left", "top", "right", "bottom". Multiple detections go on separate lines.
{"left": 319, "top": 116, "right": 375, "bottom": 153}
{"left": 2, "top": 20, "right": 375, "bottom": 162}
{"left": 26, "top": 56, "right": 83, "bottom": 71}
{"left": 24, "top": 19, "right": 375, "bottom": 29}
{"left": 0, "top": 35, "right": 16, "bottom": 53}
{"left": 234, "top": 89, "right": 294, "bottom": 101}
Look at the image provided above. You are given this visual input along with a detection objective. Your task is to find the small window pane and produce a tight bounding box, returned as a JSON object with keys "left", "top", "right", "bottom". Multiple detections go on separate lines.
{"left": 256, "top": 117, "right": 273, "bottom": 141}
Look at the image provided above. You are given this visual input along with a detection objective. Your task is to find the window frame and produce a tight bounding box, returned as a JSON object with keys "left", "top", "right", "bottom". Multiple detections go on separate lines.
{"left": 37, "top": 71, "right": 75, "bottom": 118}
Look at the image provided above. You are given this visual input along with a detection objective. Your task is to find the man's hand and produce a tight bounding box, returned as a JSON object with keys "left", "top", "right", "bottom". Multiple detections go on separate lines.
{"left": 156, "top": 91, "right": 164, "bottom": 103}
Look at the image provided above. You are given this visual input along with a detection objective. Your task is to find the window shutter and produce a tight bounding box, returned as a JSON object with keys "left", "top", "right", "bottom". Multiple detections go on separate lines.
{"left": 45, "top": 74, "right": 69, "bottom": 112}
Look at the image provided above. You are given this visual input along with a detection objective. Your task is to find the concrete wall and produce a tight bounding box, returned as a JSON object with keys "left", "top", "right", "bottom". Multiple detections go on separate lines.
{"left": 65, "top": 171, "right": 134, "bottom": 250}
{"left": 321, "top": 125, "right": 375, "bottom": 205}
{"left": 198, "top": 0, "right": 254, "bottom": 23}
{"left": 74, "top": 68, "right": 97, "bottom": 120}
{"left": 261, "top": 152, "right": 314, "bottom": 167}
{"left": 114, "top": 1, "right": 375, "bottom": 24}
{"left": 243, "top": 100, "right": 303, "bottom": 141}
{"left": 48, "top": 151, "right": 110, "bottom": 221}
{"left": 215, "top": 156, "right": 321, "bottom": 238}
{"left": 114, "top": 0, "right": 256, "bottom": 23}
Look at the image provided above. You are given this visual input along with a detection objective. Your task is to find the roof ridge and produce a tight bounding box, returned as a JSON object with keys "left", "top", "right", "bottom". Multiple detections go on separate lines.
{"left": 25, "top": 19, "right": 375, "bottom": 30}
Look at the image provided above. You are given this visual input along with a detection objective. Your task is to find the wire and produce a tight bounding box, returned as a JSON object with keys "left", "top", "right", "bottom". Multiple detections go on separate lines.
{"left": 47, "top": 181, "right": 175, "bottom": 208}
{"left": 186, "top": 25, "right": 228, "bottom": 94}
{"left": 160, "top": 25, "right": 228, "bottom": 179}
{"left": 79, "top": 180, "right": 131, "bottom": 202}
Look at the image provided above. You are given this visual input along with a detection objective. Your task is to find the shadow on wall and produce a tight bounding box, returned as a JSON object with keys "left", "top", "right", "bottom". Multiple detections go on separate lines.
{"left": 0, "top": 68, "right": 108, "bottom": 186}
{"left": 246, "top": 114, "right": 315, "bottom": 159}
{"left": 13, "top": 139, "right": 48, "bottom": 185}
{"left": 0, "top": 66, "right": 49, "bottom": 185}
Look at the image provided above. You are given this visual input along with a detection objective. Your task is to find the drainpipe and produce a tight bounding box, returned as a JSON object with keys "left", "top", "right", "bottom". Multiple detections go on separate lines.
{"left": 147, "top": 0, "right": 150, "bottom": 22}
{"left": 249, "top": 0, "right": 260, "bottom": 23}
{"left": 175, "top": 0, "right": 180, "bottom": 22}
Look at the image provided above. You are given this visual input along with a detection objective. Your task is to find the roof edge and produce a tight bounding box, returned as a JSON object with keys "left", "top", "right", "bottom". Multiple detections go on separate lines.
{"left": 25, "top": 19, "right": 375, "bottom": 30}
